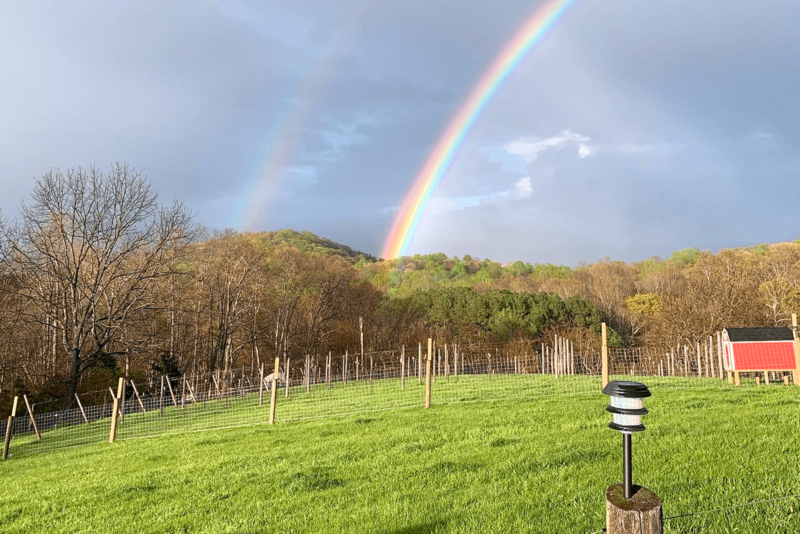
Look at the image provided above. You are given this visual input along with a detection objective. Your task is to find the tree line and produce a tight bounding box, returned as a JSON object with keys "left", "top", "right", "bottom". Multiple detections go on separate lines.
{"left": 366, "top": 242, "right": 800, "bottom": 349}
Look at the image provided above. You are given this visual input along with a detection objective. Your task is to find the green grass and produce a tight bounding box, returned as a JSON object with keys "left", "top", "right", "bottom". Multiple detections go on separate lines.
{"left": 1, "top": 376, "right": 799, "bottom": 533}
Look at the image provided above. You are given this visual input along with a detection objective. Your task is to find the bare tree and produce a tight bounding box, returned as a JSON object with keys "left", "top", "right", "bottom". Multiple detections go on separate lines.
{"left": 0, "top": 164, "right": 195, "bottom": 403}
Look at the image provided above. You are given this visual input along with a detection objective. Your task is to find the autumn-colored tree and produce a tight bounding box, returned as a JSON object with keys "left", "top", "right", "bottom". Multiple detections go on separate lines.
{"left": 0, "top": 165, "right": 195, "bottom": 403}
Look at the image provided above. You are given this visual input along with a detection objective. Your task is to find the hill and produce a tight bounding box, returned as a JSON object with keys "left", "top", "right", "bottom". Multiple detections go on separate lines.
{"left": 247, "top": 229, "right": 377, "bottom": 263}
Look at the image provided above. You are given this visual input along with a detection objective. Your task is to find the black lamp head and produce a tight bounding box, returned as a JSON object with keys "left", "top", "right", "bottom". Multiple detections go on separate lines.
{"left": 603, "top": 380, "right": 651, "bottom": 433}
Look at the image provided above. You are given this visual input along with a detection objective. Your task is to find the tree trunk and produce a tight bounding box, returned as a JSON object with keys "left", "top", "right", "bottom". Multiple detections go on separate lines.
{"left": 64, "top": 349, "right": 82, "bottom": 408}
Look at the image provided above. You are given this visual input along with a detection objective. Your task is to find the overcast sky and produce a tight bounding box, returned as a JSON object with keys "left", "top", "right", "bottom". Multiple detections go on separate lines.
{"left": 2, "top": 0, "right": 799, "bottom": 264}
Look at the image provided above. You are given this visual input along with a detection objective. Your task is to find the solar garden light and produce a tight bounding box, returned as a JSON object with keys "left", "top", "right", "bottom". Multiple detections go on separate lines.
{"left": 602, "top": 381, "right": 662, "bottom": 534}
{"left": 603, "top": 380, "right": 650, "bottom": 498}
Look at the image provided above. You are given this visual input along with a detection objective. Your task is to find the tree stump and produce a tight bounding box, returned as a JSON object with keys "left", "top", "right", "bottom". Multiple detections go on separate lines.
{"left": 606, "top": 484, "right": 662, "bottom": 534}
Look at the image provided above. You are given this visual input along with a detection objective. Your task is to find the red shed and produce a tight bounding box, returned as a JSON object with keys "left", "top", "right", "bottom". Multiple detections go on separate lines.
{"left": 722, "top": 327, "right": 799, "bottom": 385}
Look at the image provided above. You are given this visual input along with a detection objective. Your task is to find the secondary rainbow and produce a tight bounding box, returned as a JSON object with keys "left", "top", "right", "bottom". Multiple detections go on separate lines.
{"left": 381, "top": 0, "right": 577, "bottom": 259}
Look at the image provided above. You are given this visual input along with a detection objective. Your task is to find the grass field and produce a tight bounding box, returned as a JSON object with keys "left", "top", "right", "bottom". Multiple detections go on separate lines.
{"left": 1, "top": 376, "right": 799, "bottom": 533}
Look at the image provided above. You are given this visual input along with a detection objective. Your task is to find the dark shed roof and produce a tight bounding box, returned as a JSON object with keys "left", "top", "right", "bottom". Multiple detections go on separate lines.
{"left": 724, "top": 327, "right": 793, "bottom": 342}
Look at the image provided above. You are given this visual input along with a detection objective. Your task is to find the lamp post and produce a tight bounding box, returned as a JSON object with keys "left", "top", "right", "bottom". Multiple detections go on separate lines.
{"left": 602, "top": 380, "right": 662, "bottom": 534}
{"left": 603, "top": 380, "right": 650, "bottom": 498}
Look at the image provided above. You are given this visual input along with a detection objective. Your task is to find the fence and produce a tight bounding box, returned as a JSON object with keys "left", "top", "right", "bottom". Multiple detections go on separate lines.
{"left": 4, "top": 328, "right": 794, "bottom": 461}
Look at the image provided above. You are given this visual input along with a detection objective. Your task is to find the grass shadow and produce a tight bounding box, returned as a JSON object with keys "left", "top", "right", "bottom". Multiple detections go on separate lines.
{"left": 386, "top": 521, "right": 447, "bottom": 534}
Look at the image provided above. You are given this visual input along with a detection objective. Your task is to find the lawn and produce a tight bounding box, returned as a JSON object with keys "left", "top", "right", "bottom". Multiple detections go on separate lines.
{"left": 0, "top": 375, "right": 798, "bottom": 533}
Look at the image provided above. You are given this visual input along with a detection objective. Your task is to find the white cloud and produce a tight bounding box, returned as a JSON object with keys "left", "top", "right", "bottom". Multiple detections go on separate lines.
{"left": 515, "top": 176, "right": 533, "bottom": 198}
{"left": 578, "top": 144, "right": 596, "bottom": 158}
{"left": 504, "top": 130, "right": 591, "bottom": 162}
{"left": 426, "top": 190, "right": 512, "bottom": 214}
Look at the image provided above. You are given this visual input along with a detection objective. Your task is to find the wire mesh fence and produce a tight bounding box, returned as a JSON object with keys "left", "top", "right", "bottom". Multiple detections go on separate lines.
{"left": 4, "top": 334, "right": 793, "bottom": 461}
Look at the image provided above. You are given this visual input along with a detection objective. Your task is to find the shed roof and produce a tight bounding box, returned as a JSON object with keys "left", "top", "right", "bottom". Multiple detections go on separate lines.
{"left": 724, "top": 327, "right": 793, "bottom": 342}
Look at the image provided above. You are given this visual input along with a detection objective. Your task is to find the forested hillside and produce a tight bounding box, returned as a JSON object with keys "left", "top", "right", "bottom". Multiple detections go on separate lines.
{"left": 367, "top": 242, "right": 800, "bottom": 347}
{"left": 1, "top": 166, "right": 798, "bottom": 411}
{"left": 251, "top": 229, "right": 376, "bottom": 263}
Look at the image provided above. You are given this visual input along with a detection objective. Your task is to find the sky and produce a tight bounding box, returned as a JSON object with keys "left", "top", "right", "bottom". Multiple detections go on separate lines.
{"left": 1, "top": 0, "right": 799, "bottom": 265}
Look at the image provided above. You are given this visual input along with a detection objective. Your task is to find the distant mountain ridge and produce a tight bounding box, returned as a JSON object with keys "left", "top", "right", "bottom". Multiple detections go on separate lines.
{"left": 247, "top": 229, "right": 377, "bottom": 263}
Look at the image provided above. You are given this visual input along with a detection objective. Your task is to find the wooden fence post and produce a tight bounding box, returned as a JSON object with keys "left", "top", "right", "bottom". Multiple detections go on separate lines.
{"left": 109, "top": 377, "right": 123, "bottom": 443}
{"left": 120, "top": 377, "right": 126, "bottom": 423}
{"left": 683, "top": 345, "right": 688, "bottom": 377}
{"left": 666, "top": 349, "right": 671, "bottom": 377}
{"left": 418, "top": 343, "right": 422, "bottom": 384}
{"left": 707, "top": 337, "right": 714, "bottom": 378}
{"left": 433, "top": 343, "right": 438, "bottom": 382}
{"left": 606, "top": 484, "right": 662, "bottom": 534}
{"left": 285, "top": 357, "right": 291, "bottom": 397}
{"left": 327, "top": 352, "right": 332, "bottom": 390}
{"left": 454, "top": 344, "right": 459, "bottom": 379}
{"left": 793, "top": 313, "right": 800, "bottom": 386}
{"left": 435, "top": 346, "right": 441, "bottom": 383}
{"left": 75, "top": 394, "right": 90, "bottom": 424}
{"left": 569, "top": 340, "right": 574, "bottom": 375}
{"left": 258, "top": 363, "right": 265, "bottom": 407}
{"left": 269, "top": 357, "right": 279, "bottom": 424}
{"left": 22, "top": 395, "right": 41, "bottom": 441}
{"left": 3, "top": 396, "right": 18, "bottom": 459}
{"left": 344, "top": 351, "right": 348, "bottom": 385}
{"left": 166, "top": 377, "right": 178, "bottom": 406}
{"left": 360, "top": 317, "right": 365, "bottom": 383}
{"left": 554, "top": 336, "right": 559, "bottom": 379}
{"left": 425, "top": 338, "right": 432, "bottom": 409}
{"left": 159, "top": 376, "right": 165, "bottom": 415}
{"left": 541, "top": 343, "right": 545, "bottom": 374}
{"left": 181, "top": 376, "right": 186, "bottom": 409}
{"left": 129, "top": 381, "right": 146, "bottom": 414}
{"left": 401, "top": 345, "right": 406, "bottom": 390}
{"left": 185, "top": 378, "right": 197, "bottom": 403}
{"left": 602, "top": 323, "right": 609, "bottom": 388}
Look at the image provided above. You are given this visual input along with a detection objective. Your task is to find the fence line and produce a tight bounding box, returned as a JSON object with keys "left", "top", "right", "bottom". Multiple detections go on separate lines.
{"left": 2, "top": 334, "right": 794, "bottom": 459}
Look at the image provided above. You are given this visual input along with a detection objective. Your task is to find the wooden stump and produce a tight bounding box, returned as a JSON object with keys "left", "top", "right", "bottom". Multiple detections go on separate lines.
{"left": 606, "top": 484, "right": 662, "bottom": 534}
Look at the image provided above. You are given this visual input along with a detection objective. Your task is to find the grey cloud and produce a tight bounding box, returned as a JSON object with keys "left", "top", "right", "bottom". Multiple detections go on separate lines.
{"left": 1, "top": 0, "right": 799, "bottom": 262}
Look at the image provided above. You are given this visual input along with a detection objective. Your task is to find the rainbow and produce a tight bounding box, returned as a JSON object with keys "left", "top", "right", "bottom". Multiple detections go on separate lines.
{"left": 381, "top": 0, "right": 576, "bottom": 260}
{"left": 230, "top": 20, "right": 360, "bottom": 231}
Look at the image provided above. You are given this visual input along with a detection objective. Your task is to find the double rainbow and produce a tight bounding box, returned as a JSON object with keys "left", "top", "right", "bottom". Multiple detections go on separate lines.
{"left": 381, "top": 0, "right": 576, "bottom": 260}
